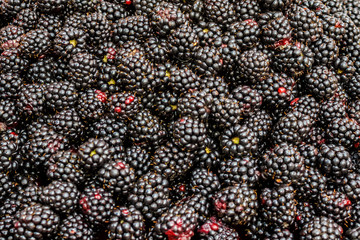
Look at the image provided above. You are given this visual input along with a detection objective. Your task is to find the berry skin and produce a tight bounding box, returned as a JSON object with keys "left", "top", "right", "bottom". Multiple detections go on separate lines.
{"left": 57, "top": 213, "right": 94, "bottom": 240}
{"left": 197, "top": 217, "right": 240, "bottom": 240}
{"left": 300, "top": 216, "right": 343, "bottom": 240}
{"left": 78, "top": 138, "right": 112, "bottom": 172}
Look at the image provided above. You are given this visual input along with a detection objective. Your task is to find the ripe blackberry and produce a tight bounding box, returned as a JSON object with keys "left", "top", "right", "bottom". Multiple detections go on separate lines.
{"left": 79, "top": 184, "right": 115, "bottom": 226}
{"left": 45, "top": 81, "right": 78, "bottom": 112}
{"left": 37, "top": 13, "right": 63, "bottom": 39}
{"left": 213, "top": 183, "right": 258, "bottom": 226}
{"left": 318, "top": 144, "right": 353, "bottom": 178}
{"left": 245, "top": 215, "right": 271, "bottom": 240}
{"left": 0, "top": 140, "right": 19, "bottom": 172}
{"left": 255, "top": 72, "right": 297, "bottom": 109}
{"left": 120, "top": 145, "right": 150, "bottom": 177}
{"left": 17, "top": 84, "right": 45, "bottom": 118}
{"left": 300, "top": 216, "right": 343, "bottom": 239}
{"left": 238, "top": 48, "right": 270, "bottom": 84}
{"left": 0, "top": 24, "right": 23, "bottom": 50}
{"left": 128, "top": 109, "right": 167, "bottom": 146}
{"left": 244, "top": 110, "right": 273, "bottom": 140}
{"left": 108, "top": 92, "right": 140, "bottom": 121}
{"left": 203, "top": 0, "right": 236, "bottom": 27}
{"left": 298, "top": 143, "right": 319, "bottom": 167}
{"left": 213, "top": 35, "right": 240, "bottom": 72}
{"left": 194, "top": 21, "right": 221, "bottom": 47}
{"left": 273, "top": 41, "right": 315, "bottom": 78}
{"left": 98, "top": 0, "right": 129, "bottom": 23}
{"left": 219, "top": 156, "right": 260, "bottom": 187}
{"left": 169, "top": 66, "right": 201, "bottom": 94}
{"left": 334, "top": 12, "right": 360, "bottom": 47}
{"left": 234, "top": 0, "right": 261, "bottom": 21}
{"left": 264, "top": 228, "right": 294, "bottom": 240}
{"left": 68, "top": 0, "right": 98, "bottom": 13}
{"left": 221, "top": 124, "right": 258, "bottom": 157}
{"left": 143, "top": 37, "right": 170, "bottom": 63}
{"left": 77, "top": 89, "right": 107, "bottom": 121}
{"left": 133, "top": 0, "right": 158, "bottom": 15}
{"left": 340, "top": 172, "right": 360, "bottom": 201}
{"left": 310, "top": 35, "right": 339, "bottom": 66}
{"left": 19, "top": 29, "right": 50, "bottom": 58}
{"left": 346, "top": 227, "right": 360, "bottom": 240}
{"left": 96, "top": 63, "right": 121, "bottom": 94}
{"left": 194, "top": 137, "right": 220, "bottom": 169}
{"left": 128, "top": 171, "right": 171, "bottom": 221}
{"left": 152, "top": 141, "right": 195, "bottom": 181}
{"left": 192, "top": 45, "right": 223, "bottom": 76}
{"left": 36, "top": 0, "right": 67, "bottom": 13}
{"left": 348, "top": 100, "right": 360, "bottom": 123}
{"left": 178, "top": 194, "right": 210, "bottom": 223}
{"left": 190, "top": 168, "right": 220, "bottom": 198}
{"left": 0, "top": 99, "right": 18, "bottom": 126}
{"left": 57, "top": 213, "right": 93, "bottom": 240}
{"left": 210, "top": 95, "right": 243, "bottom": 129}
{"left": 13, "top": 203, "right": 60, "bottom": 240}
{"left": 334, "top": 55, "right": 356, "bottom": 84}
{"left": 26, "top": 56, "right": 57, "bottom": 84}
{"left": 326, "top": 117, "right": 360, "bottom": 148}
{"left": 320, "top": 14, "right": 345, "bottom": 42}
{"left": 168, "top": 23, "right": 199, "bottom": 61}
{"left": 295, "top": 201, "right": 317, "bottom": 230}
{"left": 78, "top": 138, "right": 111, "bottom": 171}
{"left": 304, "top": 65, "right": 339, "bottom": 99}
{"left": 177, "top": 90, "right": 213, "bottom": 120}
{"left": 50, "top": 109, "right": 83, "bottom": 140}
{"left": 54, "top": 27, "right": 87, "bottom": 59}
{"left": 0, "top": 48, "right": 29, "bottom": 73}
{"left": 0, "top": 173, "right": 14, "bottom": 202}
{"left": 228, "top": 19, "right": 260, "bottom": 50}
{"left": 347, "top": 74, "right": 360, "bottom": 99}
{"left": 150, "top": 2, "right": 185, "bottom": 36}
{"left": 82, "top": 12, "right": 110, "bottom": 45}
{"left": 289, "top": 95, "right": 320, "bottom": 121}
{"left": 197, "top": 217, "right": 239, "bottom": 239}
{"left": 46, "top": 150, "right": 85, "bottom": 185}
{"left": 107, "top": 205, "right": 145, "bottom": 240}
{"left": 41, "top": 180, "right": 80, "bottom": 214}
{"left": 12, "top": 7, "right": 38, "bottom": 32}
{"left": 97, "top": 159, "right": 135, "bottom": 196}
{"left": 152, "top": 204, "right": 198, "bottom": 240}
{"left": 296, "top": 166, "right": 327, "bottom": 200}
{"left": 230, "top": 86, "right": 262, "bottom": 116}
{"left": 319, "top": 94, "right": 346, "bottom": 125}
{"left": 260, "top": 185, "right": 297, "bottom": 228}
{"left": 258, "top": 11, "right": 292, "bottom": 47}
{"left": 113, "top": 15, "right": 152, "bottom": 45}
{"left": 68, "top": 52, "right": 99, "bottom": 90}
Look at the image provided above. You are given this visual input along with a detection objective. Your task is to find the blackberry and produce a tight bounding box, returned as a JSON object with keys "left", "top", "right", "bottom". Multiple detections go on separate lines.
{"left": 346, "top": 227, "right": 360, "bottom": 240}
{"left": 49, "top": 109, "right": 83, "bottom": 140}
{"left": 296, "top": 166, "right": 327, "bottom": 200}
{"left": 273, "top": 41, "right": 315, "bottom": 78}
{"left": 98, "top": 0, "right": 129, "bottom": 23}
{"left": 190, "top": 168, "right": 220, "bottom": 198}
{"left": 143, "top": 37, "right": 170, "bottom": 63}
{"left": 79, "top": 184, "right": 115, "bottom": 226}
{"left": 238, "top": 48, "right": 270, "bottom": 84}
{"left": 152, "top": 141, "right": 195, "bottom": 181}
{"left": 213, "top": 183, "right": 258, "bottom": 226}
{"left": 178, "top": 193, "right": 210, "bottom": 223}
{"left": 304, "top": 65, "right": 339, "bottom": 99}
{"left": 194, "top": 21, "right": 221, "bottom": 47}
{"left": 219, "top": 156, "right": 260, "bottom": 187}
{"left": 192, "top": 45, "right": 223, "bottom": 76}
{"left": 255, "top": 72, "right": 297, "bottom": 109}
{"left": 45, "top": 81, "right": 78, "bottom": 112}
{"left": 77, "top": 89, "right": 107, "bottom": 121}
{"left": 348, "top": 100, "right": 360, "bottom": 123}
{"left": 310, "top": 35, "right": 339, "bottom": 66}
{"left": 113, "top": 15, "right": 152, "bottom": 45}
{"left": 13, "top": 203, "right": 60, "bottom": 240}
{"left": 260, "top": 185, "right": 297, "bottom": 228}
{"left": 177, "top": 90, "right": 213, "bottom": 120}
{"left": 258, "top": 11, "right": 292, "bottom": 47}
{"left": 320, "top": 14, "right": 345, "bottom": 42}
{"left": 119, "top": 145, "right": 149, "bottom": 177}
{"left": 67, "top": 52, "right": 99, "bottom": 90}
{"left": 326, "top": 117, "right": 360, "bottom": 148}
{"left": 0, "top": 99, "right": 18, "bottom": 126}
{"left": 295, "top": 201, "right": 317, "bottom": 230}
{"left": 194, "top": 137, "right": 220, "bottom": 169}
{"left": 168, "top": 66, "right": 201, "bottom": 94}
{"left": 245, "top": 215, "right": 271, "bottom": 240}
{"left": 128, "top": 109, "right": 167, "bottom": 146}
{"left": 89, "top": 115, "right": 127, "bottom": 146}
{"left": 46, "top": 150, "right": 85, "bottom": 185}
{"left": 68, "top": 0, "right": 98, "bottom": 13}
{"left": 96, "top": 63, "right": 121, "bottom": 94}
{"left": 203, "top": 0, "right": 236, "bottom": 27}
{"left": 334, "top": 55, "right": 356, "bottom": 84}
{"left": 0, "top": 173, "right": 14, "bottom": 202}
{"left": 17, "top": 84, "right": 45, "bottom": 118}
{"left": 272, "top": 111, "right": 313, "bottom": 145}
{"left": 228, "top": 19, "right": 260, "bottom": 50}
{"left": 97, "top": 159, "right": 135, "bottom": 196}
{"left": 334, "top": 12, "right": 360, "bottom": 47}
{"left": 40, "top": 180, "right": 80, "bottom": 214}
{"left": 36, "top": 0, "right": 67, "bottom": 13}
{"left": 300, "top": 216, "right": 343, "bottom": 239}
{"left": 260, "top": 0, "right": 291, "bottom": 10}
{"left": 0, "top": 24, "right": 23, "bottom": 50}
{"left": 127, "top": 171, "right": 171, "bottom": 221}
{"left": 107, "top": 205, "right": 145, "bottom": 240}
{"left": 108, "top": 92, "right": 141, "bottom": 121}
{"left": 168, "top": 23, "right": 199, "bottom": 61}
{"left": 0, "top": 140, "right": 19, "bottom": 172}
{"left": 340, "top": 172, "right": 360, "bottom": 201}
{"left": 82, "top": 12, "right": 111, "bottom": 45}
{"left": 318, "top": 144, "right": 353, "bottom": 178}
{"left": 288, "top": 4, "right": 323, "bottom": 43}
{"left": 347, "top": 74, "right": 360, "bottom": 99}
{"left": 37, "top": 13, "right": 63, "bottom": 39}
{"left": 133, "top": 0, "right": 158, "bottom": 15}
{"left": 289, "top": 95, "right": 320, "bottom": 121}
{"left": 213, "top": 35, "right": 240, "bottom": 72}
{"left": 78, "top": 138, "right": 111, "bottom": 171}
{"left": 0, "top": 215, "right": 15, "bottom": 240}
{"left": 263, "top": 228, "right": 294, "bottom": 240}
{"left": 319, "top": 94, "right": 346, "bottom": 125}
{"left": 152, "top": 204, "right": 198, "bottom": 240}
{"left": 197, "top": 217, "right": 239, "bottom": 239}
{"left": 54, "top": 27, "right": 87, "bottom": 59}
{"left": 26, "top": 56, "right": 57, "bottom": 84}
{"left": 12, "top": 8, "right": 38, "bottom": 32}
{"left": 230, "top": 86, "right": 262, "bottom": 116}
{"left": 150, "top": 2, "right": 185, "bottom": 36}
{"left": 261, "top": 143, "right": 305, "bottom": 185}
{"left": 234, "top": 0, "right": 261, "bottom": 21}
{"left": 244, "top": 110, "right": 273, "bottom": 140}
{"left": 299, "top": 143, "right": 319, "bottom": 167}
{"left": 0, "top": 48, "right": 29, "bottom": 73}
{"left": 210, "top": 96, "right": 243, "bottom": 129}
{"left": 57, "top": 213, "right": 94, "bottom": 240}
{"left": 19, "top": 29, "right": 50, "bottom": 58}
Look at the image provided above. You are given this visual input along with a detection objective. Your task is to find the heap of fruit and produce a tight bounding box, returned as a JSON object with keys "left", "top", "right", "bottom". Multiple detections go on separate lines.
{"left": 1, "top": 0, "right": 360, "bottom": 239}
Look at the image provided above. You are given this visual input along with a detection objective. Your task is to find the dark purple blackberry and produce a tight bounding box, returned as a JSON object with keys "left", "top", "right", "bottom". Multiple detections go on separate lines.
{"left": 260, "top": 0, "right": 291, "bottom": 10}
{"left": 255, "top": 72, "right": 298, "bottom": 109}
{"left": 54, "top": 27, "right": 87, "bottom": 59}
{"left": 228, "top": 19, "right": 260, "bottom": 50}
{"left": 128, "top": 109, "right": 167, "bottom": 146}
{"left": 234, "top": 0, "right": 261, "bottom": 21}
{"left": 300, "top": 216, "right": 343, "bottom": 239}
{"left": 168, "top": 23, "right": 199, "bottom": 61}
{"left": 40, "top": 180, "right": 80, "bottom": 214}
{"left": 295, "top": 201, "right": 317, "bottom": 230}
{"left": 318, "top": 144, "right": 353, "bottom": 178}
{"left": 128, "top": 171, "right": 171, "bottom": 221}
{"left": 108, "top": 92, "right": 141, "bottom": 121}
{"left": 326, "top": 117, "right": 360, "bottom": 148}
{"left": 334, "top": 55, "right": 356, "bottom": 84}
{"left": 230, "top": 86, "right": 262, "bottom": 116}
{"left": 0, "top": 140, "right": 19, "bottom": 172}
{"left": 203, "top": 0, "right": 236, "bottom": 27}
{"left": 213, "top": 35, "right": 241, "bottom": 73}
{"left": 210, "top": 95, "right": 243, "bottom": 129}
{"left": 36, "top": 0, "right": 67, "bottom": 12}
{"left": 289, "top": 95, "right": 320, "bottom": 121}
{"left": 320, "top": 14, "right": 345, "bottom": 42}
{"left": 143, "top": 37, "right": 170, "bottom": 63}
{"left": 304, "top": 65, "right": 339, "bottom": 100}
{"left": 78, "top": 138, "right": 111, "bottom": 171}
{"left": 151, "top": 90, "right": 179, "bottom": 121}
{"left": 194, "top": 137, "right": 220, "bottom": 170}
{"left": 258, "top": 11, "right": 292, "bottom": 47}
{"left": 346, "top": 227, "right": 360, "bottom": 240}
{"left": 113, "top": 15, "right": 152, "bottom": 45}
{"left": 169, "top": 66, "right": 201, "bottom": 94}
{"left": 79, "top": 184, "right": 115, "bottom": 226}
{"left": 121, "top": 145, "right": 150, "bottom": 177}
{"left": 310, "top": 35, "right": 339, "bottom": 66}
{"left": 319, "top": 94, "right": 346, "bottom": 125}
{"left": 213, "top": 183, "right": 258, "bottom": 226}
{"left": 37, "top": 14, "right": 63, "bottom": 39}
{"left": 177, "top": 193, "right": 210, "bottom": 223}
{"left": 194, "top": 21, "right": 221, "bottom": 46}
{"left": 272, "top": 111, "right": 313, "bottom": 145}
{"left": 98, "top": 0, "right": 129, "bottom": 23}
{"left": 340, "top": 172, "right": 360, "bottom": 201}
{"left": 82, "top": 12, "right": 111, "bottom": 45}
{"left": 219, "top": 156, "right": 259, "bottom": 187}
{"left": 334, "top": 12, "right": 360, "bottom": 47}
{"left": 260, "top": 185, "right": 297, "bottom": 228}
{"left": 0, "top": 173, "right": 14, "bottom": 202}
{"left": 12, "top": 8, "right": 38, "bottom": 32}
{"left": 152, "top": 204, "right": 198, "bottom": 240}
{"left": 150, "top": 2, "right": 185, "bottom": 36}
{"left": 192, "top": 45, "right": 223, "bottom": 76}
{"left": 197, "top": 217, "right": 239, "bottom": 239}
{"left": 0, "top": 48, "right": 29, "bottom": 73}
{"left": 348, "top": 100, "right": 360, "bottom": 123}
{"left": 57, "top": 213, "right": 93, "bottom": 240}
{"left": 0, "top": 99, "right": 18, "bottom": 127}
{"left": 296, "top": 166, "right": 327, "bottom": 200}
{"left": 244, "top": 110, "right": 273, "bottom": 141}
{"left": 347, "top": 74, "right": 360, "bottom": 99}
{"left": 298, "top": 143, "right": 319, "bottom": 167}
{"left": 26, "top": 56, "right": 57, "bottom": 84}
{"left": 96, "top": 63, "right": 121, "bottom": 94}
{"left": 89, "top": 115, "right": 127, "bottom": 146}
{"left": 0, "top": 24, "right": 23, "bottom": 50}
{"left": 107, "top": 205, "right": 145, "bottom": 240}
{"left": 238, "top": 48, "right": 270, "bottom": 84}
{"left": 77, "top": 89, "right": 107, "bottom": 121}
{"left": 133, "top": 0, "right": 158, "bottom": 15}
{"left": 190, "top": 168, "right": 220, "bottom": 198}
{"left": 0, "top": 215, "right": 15, "bottom": 239}
{"left": 97, "top": 159, "right": 135, "bottom": 196}
{"left": 46, "top": 150, "right": 85, "bottom": 185}
{"left": 245, "top": 214, "right": 270, "bottom": 240}
{"left": 68, "top": 0, "right": 98, "bottom": 13}
{"left": 264, "top": 228, "right": 294, "bottom": 240}
{"left": 45, "top": 81, "right": 78, "bottom": 112}
{"left": 62, "top": 12, "right": 86, "bottom": 30}
{"left": 19, "top": 29, "right": 50, "bottom": 58}
{"left": 68, "top": 52, "right": 99, "bottom": 90}
{"left": 317, "top": 189, "right": 352, "bottom": 224}
{"left": 49, "top": 109, "right": 84, "bottom": 140}
{"left": 177, "top": 90, "right": 213, "bottom": 120}
{"left": 17, "top": 84, "right": 45, "bottom": 118}
{"left": 13, "top": 203, "right": 60, "bottom": 240}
